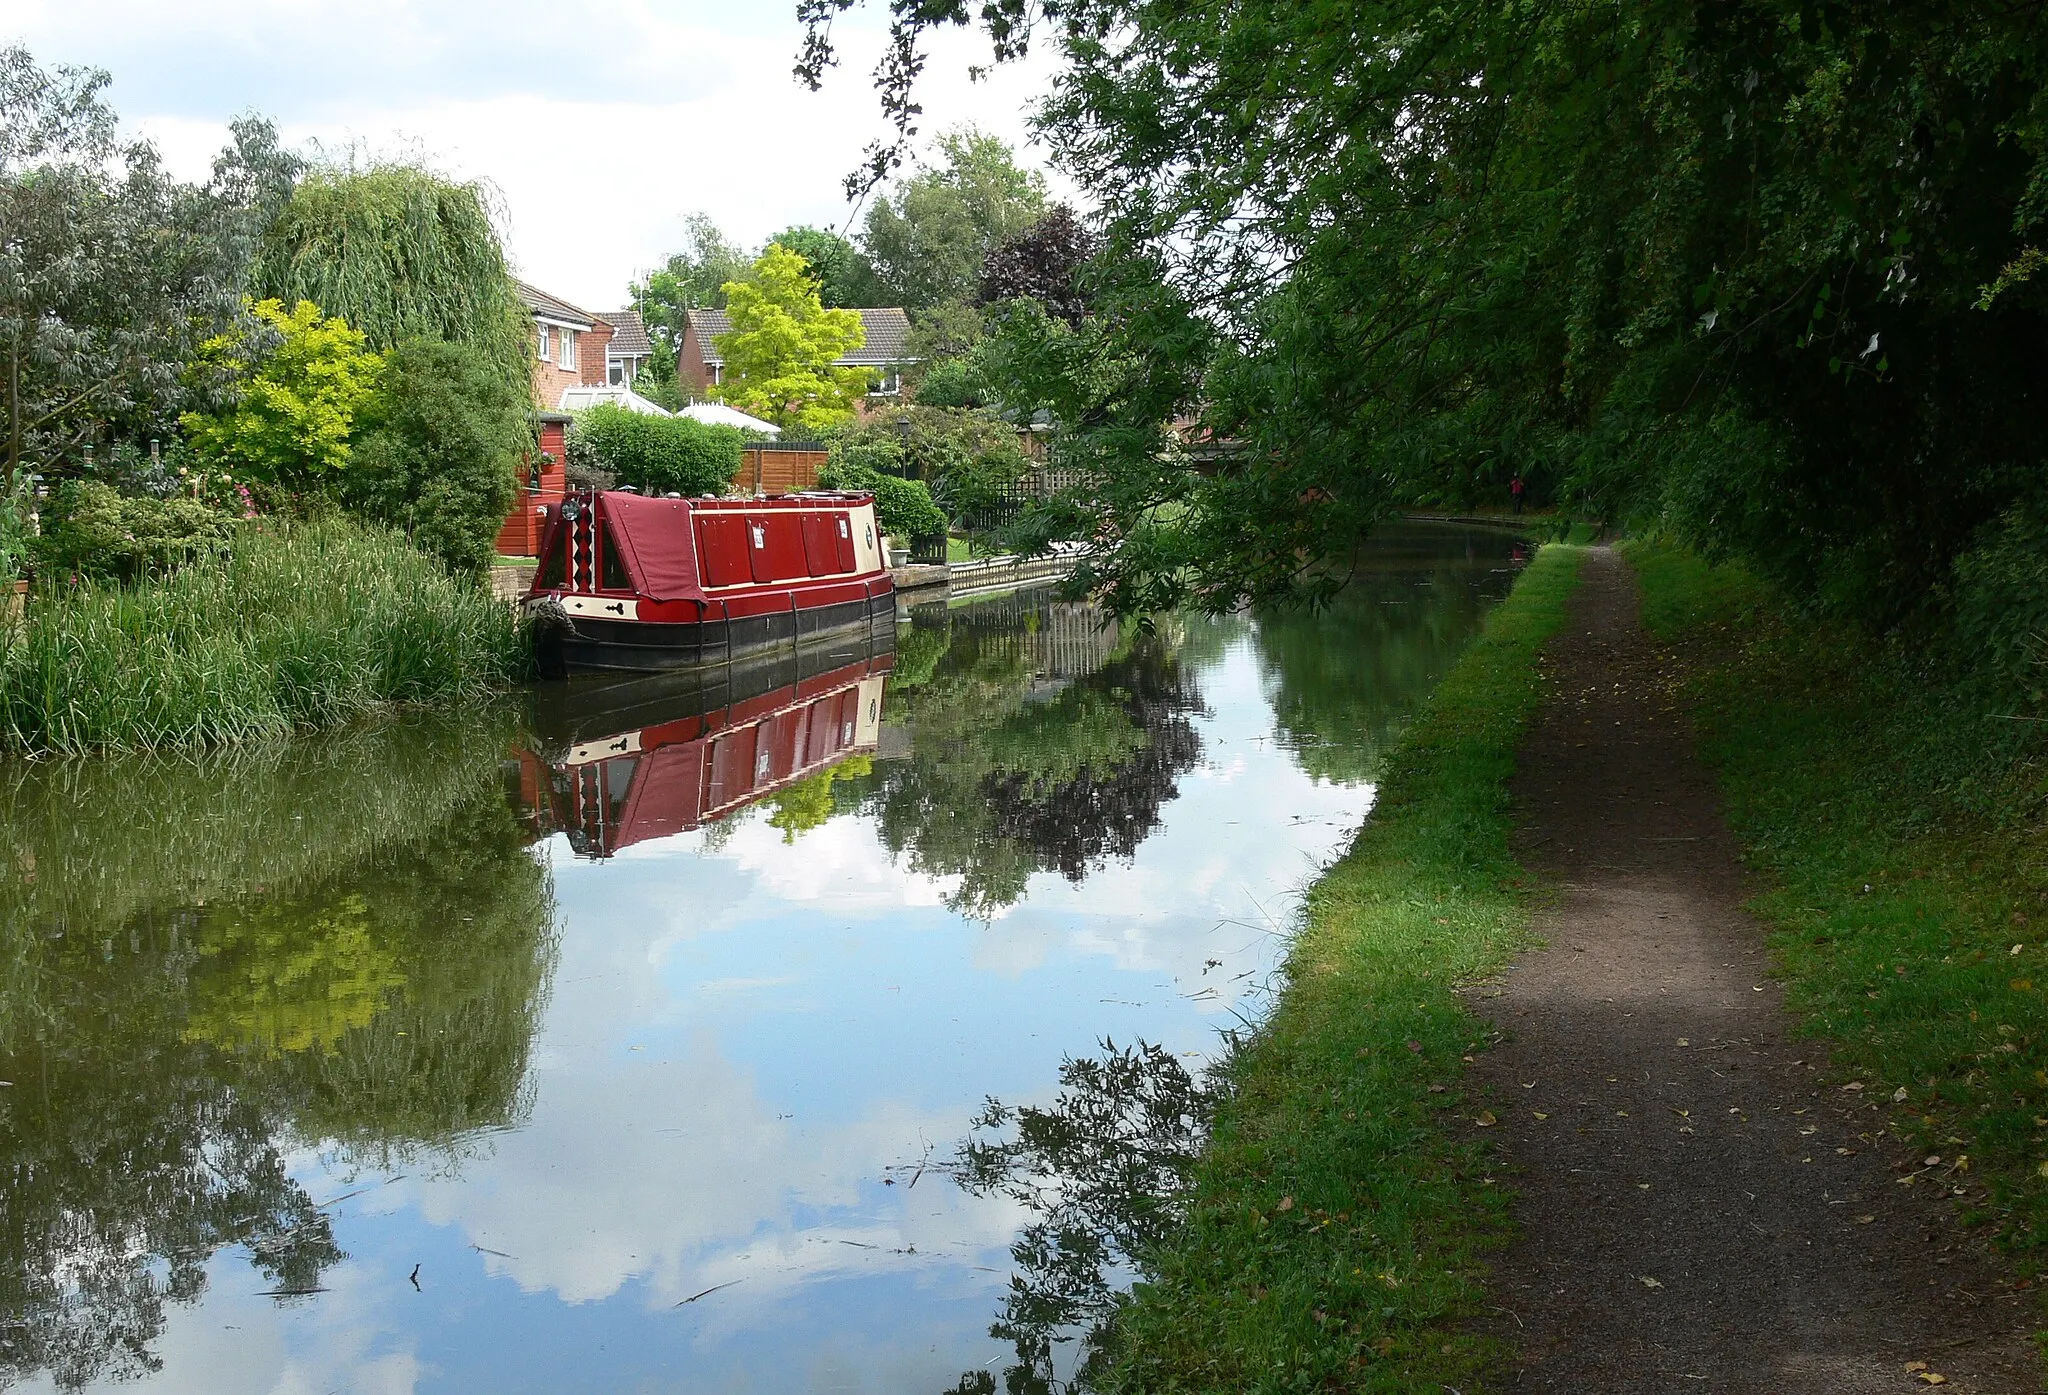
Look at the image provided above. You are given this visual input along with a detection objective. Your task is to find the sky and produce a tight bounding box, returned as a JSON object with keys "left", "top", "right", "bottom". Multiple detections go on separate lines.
{"left": 0, "top": 0, "right": 1068, "bottom": 312}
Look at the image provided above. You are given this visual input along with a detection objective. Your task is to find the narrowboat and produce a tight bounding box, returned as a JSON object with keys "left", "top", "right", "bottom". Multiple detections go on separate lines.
{"left": 524, "top": 489, "right": 895, "bottom": 678}
{"left": 514, "top": 647, "right": 893, "bottom": 858}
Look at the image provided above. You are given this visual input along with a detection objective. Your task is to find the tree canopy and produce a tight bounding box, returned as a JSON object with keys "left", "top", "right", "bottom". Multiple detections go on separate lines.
{"left": 712, "top": 243, "right": 871, "bottom": 430}
{"left": 859, "top": 129, "right": 1048, "bottom": 311}
{"left": 251, "top": 162, "right": 529, "bottom": 403}
{"left": 800, "top": 1, "right": 2048, "bottom": 639}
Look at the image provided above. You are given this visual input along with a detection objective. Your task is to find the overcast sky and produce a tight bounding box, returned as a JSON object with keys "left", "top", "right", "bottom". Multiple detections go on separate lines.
{"left": 3, "top": 0, "right": 1067, "bottom": 311}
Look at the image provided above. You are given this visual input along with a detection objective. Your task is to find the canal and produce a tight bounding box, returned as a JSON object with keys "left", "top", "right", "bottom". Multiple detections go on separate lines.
{"left": 0, "top": 522, "right": 1524, "bottom": 1394}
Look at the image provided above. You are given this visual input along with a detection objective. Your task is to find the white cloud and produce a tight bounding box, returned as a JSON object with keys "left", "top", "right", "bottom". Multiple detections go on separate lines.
{"left": 6, "top": 1, "right": 1071, "bottom": 309}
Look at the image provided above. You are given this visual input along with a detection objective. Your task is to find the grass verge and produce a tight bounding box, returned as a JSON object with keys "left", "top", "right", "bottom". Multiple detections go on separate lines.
{"left": 1624, "top": 539, "right": 2048, "bottom": 1297}
{"left": 0, "top": 518, "right": 526, "bottom": 752}
{"left": 1100, "top": 544, "right": 1584, "bottom": 1394}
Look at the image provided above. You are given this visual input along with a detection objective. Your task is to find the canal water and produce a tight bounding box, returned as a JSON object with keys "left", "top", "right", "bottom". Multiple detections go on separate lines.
{"left": 0, "top": 522, "right": 1524, "bottom": 1394}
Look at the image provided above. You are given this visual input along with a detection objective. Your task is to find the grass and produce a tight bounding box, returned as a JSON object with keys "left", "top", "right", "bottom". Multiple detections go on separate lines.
{"left": 0, "top": 518, "right": 526, "bottom": 752}
{"left": 1625, "top": 539, "right": 2048, "bottom": 1293}
{"left": 1099, "top": 544, "right": 1584, "bottom": 1394}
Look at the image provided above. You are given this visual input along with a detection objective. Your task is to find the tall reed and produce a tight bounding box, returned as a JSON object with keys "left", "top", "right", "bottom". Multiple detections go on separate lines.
{"left": 0, "top": 518, "right": 525, "bottom": 752}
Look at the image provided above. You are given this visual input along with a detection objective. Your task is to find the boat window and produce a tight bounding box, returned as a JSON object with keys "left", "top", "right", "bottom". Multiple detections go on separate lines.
{"left": 600, "top": 523, "right": 633, "bottom": 591}
{"left": 536, "top": 528, "right": 568, "bottom": 589}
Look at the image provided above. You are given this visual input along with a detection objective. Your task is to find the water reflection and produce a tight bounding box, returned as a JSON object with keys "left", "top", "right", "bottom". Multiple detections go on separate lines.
{"left": 0, "top": 522, "right": 1526, "bottom": 1394}
{"left": 855, "top": 598, "right": 1223, "bottom": 918}
{"left": 0, "top": 719, "right": 556, "bottom": 1391}
{"left": 513, "top": 644, "right": 895, "bottom": 858}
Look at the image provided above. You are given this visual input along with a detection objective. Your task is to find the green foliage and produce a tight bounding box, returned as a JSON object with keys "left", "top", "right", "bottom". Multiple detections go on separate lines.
{"left": 825, "top": 403, "right": 1027, "bottom": 525}
{"left": 767, "top": 223, "right": 880, "bottom": 307}
{"left": 1948, "top": 505, "right": 2048, "bottom": 712}
{"left": 32, "top": 479, "right": 234, "bottom": 582}
{"left": 1097, "top": 546, "right": 1582, "bottom": 1393}
{"left": 0, "top": 472, "right": 38, "bottom": 580}
{"left": 0, "top": 516, "right": 525, "bottom": 751}
{"left": 634, "top": 212, "right": 751, "bottom": 329}
{"left": 565, "top": 402, "right": 742, "bottom": 497}
{"left": 343, "top": 338, "right": 530, "bottom": 574}
{"left": 0, "top": 48, "right": 299, "bottom": 485}
{"left": 251, "top": 162, "right": 528, "bottom": 401}
{"left": 763, "top": 752, "right": 873, "bottom": 842}
{"left": 913, "top": 356, "right": 987, "bottom": 408}
{"left": 1626, "top": 538, "right": 2048, "bottom": 1281}
{"left": 816, "top": 451, "right": 947, "bottom": 536}
{"left": 180, "top": 298, "right": 384, "bottom": 490}
{"left": 713, "top": 244, "right": 871, "bottom": 429}
{"left": 807, "top": 1, "right": 2048, "bottom": 639}
{"left": 860, "top": 129, "right": 1048, "bottom": 310}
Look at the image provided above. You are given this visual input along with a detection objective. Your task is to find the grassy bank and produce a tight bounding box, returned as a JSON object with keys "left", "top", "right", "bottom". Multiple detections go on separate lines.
{"left": 0, "top": 518, "right": 525, "bottom": 752}
{"left": 1101, "top": 545, "right": 1584, "bottom": 1393}
{"left": 1625, "top": 540, "right": 2048, "bottom": 1286}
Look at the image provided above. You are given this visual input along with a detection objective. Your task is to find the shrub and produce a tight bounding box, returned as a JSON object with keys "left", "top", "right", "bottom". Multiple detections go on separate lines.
{"left": 816, "top": 455, "right": 947, "bottom": 537}
{"left": 566, "top": 403, "right": 742, "bottom": 496}
{"left": 1948, "top": 503, "right": 2048, "bottom": 711}
{"left": 914, "top": 357, "right": 988, "bottom": 409}
{"left": 0, "top": 516, "right": 524, "bottom": 752}
{"left": 341, "top": 338, "right": 530, "bottom": 575}
{"left": 34, "top": 481, "right": 236, "bottom": 582}
{"left": 180, "top": 298, "right": 384, "bottom": 492}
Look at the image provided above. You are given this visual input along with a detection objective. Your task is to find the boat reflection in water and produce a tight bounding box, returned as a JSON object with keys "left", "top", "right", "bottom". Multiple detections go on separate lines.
{"left": 513, "top": 634, "right": 894, "bottom": 857}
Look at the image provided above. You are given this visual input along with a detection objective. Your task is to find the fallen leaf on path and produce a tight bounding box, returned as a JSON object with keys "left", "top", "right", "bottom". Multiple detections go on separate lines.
{"left": 1428, "top": 1084, "right": 1447, "bottom": 1093}
{"left": 1842, "top": 1081, "right": 1865, "bottom": 1092}
{"left": 1676, "top": 1038, "right": 1689, "bottom": 1047}
{"left": 1906, "top": 1362, "right": 1928, "bottom": 1372}
{"left": 1893, "top": 1087, "right": 1910, "bottom": 1102}
{"left": 1475, "top": 1111, "right": 1497, "bottom": 1127}
{"left": 1917, "top": 1374, "right": 1949, "bottom": 1386}
{"left": 1639, "top": 1276, "right": 1662, "bottom": 1289}
{"left": 1856, "top": 1215, "right": 1875, "bottom": 1223}
{"left": 1277, "top": 1195, "right": 1294, "bottom": 1211}
{"left": 1406, "top": 1040, "right": 1422, "bottom": 1053}
{"left": 1532, "top": 1111, "right": 1549, "bottom": 1119}
{"left": 1670, "top": 1108, "right": 1690, "bottom": 1117}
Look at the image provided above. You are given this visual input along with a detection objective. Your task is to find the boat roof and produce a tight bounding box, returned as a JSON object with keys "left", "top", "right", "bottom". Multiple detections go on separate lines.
{"left": 588, "top": 489, "right": 877, "bottom": 602}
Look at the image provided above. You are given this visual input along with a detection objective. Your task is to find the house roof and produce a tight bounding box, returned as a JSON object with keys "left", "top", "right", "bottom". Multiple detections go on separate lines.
{"left": 678, "top": 400, "right": 780, "bottom": 435}
{"left": 516, "top": 280, "right": 599, "bottom": 330}
{"left": 557, "top": 385, "right": 672, "bottom": 416}
{"left": 603, "top": 308, "right": 654, "bottom": 358}
{"left": 687, "top": 307, "right": 915, "bottom": 368}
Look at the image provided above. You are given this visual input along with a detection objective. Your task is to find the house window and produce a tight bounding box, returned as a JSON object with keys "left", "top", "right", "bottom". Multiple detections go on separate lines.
{"left": 607, "top": 359, "right": 624, "bottom": 386}
{"left": 869, "top": 370, "right": 901, "bottom": 396}
{"left": 559, "top": 327, "right": 577, "bottom": 371}
{"left": 536, "top": 323, "right": 551, "bottom": 362}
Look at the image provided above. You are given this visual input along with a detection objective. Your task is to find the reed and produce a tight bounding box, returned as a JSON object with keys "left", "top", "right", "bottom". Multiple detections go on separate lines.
{"left": 0, "top": 518, "right": 525, "bottom": 752}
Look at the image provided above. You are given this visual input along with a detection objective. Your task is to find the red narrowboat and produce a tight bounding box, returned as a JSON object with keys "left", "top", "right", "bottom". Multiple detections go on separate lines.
{"left": 523, "top": 489, "right": 895, "bottom": 678}
{"left": 515, "top": 650, "right": 893, "bottom": 857}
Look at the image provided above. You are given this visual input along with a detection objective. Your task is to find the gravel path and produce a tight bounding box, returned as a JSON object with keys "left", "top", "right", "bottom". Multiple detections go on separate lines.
{"left": 1465, "top": 547, "right": 2040, "bottom": 1393}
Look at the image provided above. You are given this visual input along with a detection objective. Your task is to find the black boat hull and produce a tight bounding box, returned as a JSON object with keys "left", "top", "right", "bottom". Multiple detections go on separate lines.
{"left": 532, "top": 591, "right": 899, "bottom": 678}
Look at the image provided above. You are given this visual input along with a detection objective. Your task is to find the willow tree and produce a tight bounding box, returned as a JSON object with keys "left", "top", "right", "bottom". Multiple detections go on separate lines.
{"left": 251, "top": 163, "right": 529, "bottom": 401}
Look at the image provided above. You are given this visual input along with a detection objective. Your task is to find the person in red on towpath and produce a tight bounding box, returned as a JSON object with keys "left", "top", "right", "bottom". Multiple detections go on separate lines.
{"left": 1510, "top": 474, "right": 1526, "bottom": 515}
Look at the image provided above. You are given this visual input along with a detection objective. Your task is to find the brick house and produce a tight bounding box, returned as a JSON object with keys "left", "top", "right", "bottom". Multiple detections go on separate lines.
{"left": 497, "top": 282, "right": 620, "bottom": 557}
{"left": 678, "top": 306, "right": 915, "bottom": 399}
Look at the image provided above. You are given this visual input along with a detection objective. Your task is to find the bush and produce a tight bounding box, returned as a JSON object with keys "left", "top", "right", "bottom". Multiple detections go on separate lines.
{"left": 341, "top": 338, "right": 531, "bottom": 575}
{"left": 566, "top": 403, "right": 742, "bottom": 496}
{"left": 816, "top": 455, "right": 947, "bottom": 537}
{"left": 0, "top": 516, "right": 524, "bottom": 752}
{"left": 34, "top": 481, "right": 236, "bottom": 582}
{"left": 1948, "top": 503, "right": 2048, "bottom": 711}
{"left": 914, "top": 357, "right": 988, "bottom": 409}
{"left": 823, "top": 404, "right": 1028, "bottom": 525}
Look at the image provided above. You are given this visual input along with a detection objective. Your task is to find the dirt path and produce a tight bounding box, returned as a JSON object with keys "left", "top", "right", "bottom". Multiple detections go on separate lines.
{"left": 1465, "top": 547, "right": 2040, "bottom": 1392}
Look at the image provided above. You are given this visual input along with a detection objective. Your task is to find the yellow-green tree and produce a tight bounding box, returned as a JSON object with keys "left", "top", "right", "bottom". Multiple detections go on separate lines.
{"left": 181, "top": 298, "right": 383, "bottom": 490}
{"left": 713, "top": 244, "right": 869, "bottom": 430}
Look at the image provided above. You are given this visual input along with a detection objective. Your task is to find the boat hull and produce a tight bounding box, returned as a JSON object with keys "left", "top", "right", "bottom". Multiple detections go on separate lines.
{"left": 532, "top": 588, "right": 897, "bottom": 678}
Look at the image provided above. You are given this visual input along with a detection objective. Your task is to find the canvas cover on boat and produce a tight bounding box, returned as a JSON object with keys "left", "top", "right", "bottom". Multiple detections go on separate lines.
{"left": 598, "top": 492, "right": 701, "bottom": 601}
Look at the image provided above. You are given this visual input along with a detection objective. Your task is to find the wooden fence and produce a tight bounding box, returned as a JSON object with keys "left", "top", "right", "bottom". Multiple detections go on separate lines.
{"left": 733, "top": 447, "right": 828, "bottom": 495}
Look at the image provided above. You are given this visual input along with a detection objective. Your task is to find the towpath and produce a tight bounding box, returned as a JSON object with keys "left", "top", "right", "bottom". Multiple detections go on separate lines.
{"left": 1466, "top": 547, "right": 2040, "bottom": 1392}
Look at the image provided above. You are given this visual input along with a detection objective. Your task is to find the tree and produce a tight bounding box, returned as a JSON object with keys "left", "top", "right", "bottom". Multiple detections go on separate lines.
{"left": 859, "top": 129, "right": 1048, "bottom": 310}
{"left": 712, "top": 243, "right": 871, "bottom": 430}
{"left": 979, "top": 204, "right": 1094, "bottom": 325}
{"left": 766, "top": 223, "right": 880, "bottom": 307}
{"left": 180, "top": 298, "right": 383, "bottom": 492}
{"left": 633, "top": 212, "right": 752, "bottom": 342}
{"left": 251, "top": 162, "right": 528, "bottom": 402}
{"left": 342, "top": 338, "right": 530, "bottom": 574}
{"left": 802, "top": 1, "right": 2048, "bottom": 639}
{"left": 0, "top": 48, "right": 299, "bottom": 487}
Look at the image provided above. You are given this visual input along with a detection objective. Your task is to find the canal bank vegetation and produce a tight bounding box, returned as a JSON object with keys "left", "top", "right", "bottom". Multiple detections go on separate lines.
{"left": 1074, "top": 544, "right": 1582, "bottom": 1393}
{"left": 0, "top": 518, "right": 524, "bottom": 752}
{"left": 1625, "top": 539, "right": 2048, "bottom": 1280}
